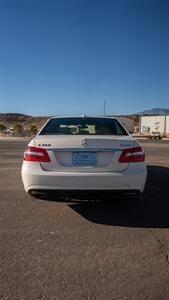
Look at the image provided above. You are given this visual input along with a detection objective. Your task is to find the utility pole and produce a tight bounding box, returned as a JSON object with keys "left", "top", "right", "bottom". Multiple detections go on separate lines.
{"left": 103, "top": 100, "right": 106, "bottom": 116}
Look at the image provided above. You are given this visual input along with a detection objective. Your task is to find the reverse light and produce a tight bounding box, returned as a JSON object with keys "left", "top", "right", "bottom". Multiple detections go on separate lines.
{"left": 119, "top": 146, "right": 145, "bottom": 163}
{"left": 23, "top": 146, "right": 51, "bottom": 162}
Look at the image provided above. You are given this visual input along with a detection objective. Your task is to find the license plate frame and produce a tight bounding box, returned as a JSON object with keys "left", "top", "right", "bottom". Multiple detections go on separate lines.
{"left": 72, "top": 152, "right": 97, "bottom": 166}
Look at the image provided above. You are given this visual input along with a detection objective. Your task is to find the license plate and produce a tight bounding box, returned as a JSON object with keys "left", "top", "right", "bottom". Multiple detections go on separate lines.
{"left": 72, "top": 152, "right": 97, "bottom": 165}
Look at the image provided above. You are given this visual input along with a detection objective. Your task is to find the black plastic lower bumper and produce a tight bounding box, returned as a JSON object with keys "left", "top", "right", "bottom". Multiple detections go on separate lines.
{"left": 29, "top": 189, "right": 140, "bottom": 199}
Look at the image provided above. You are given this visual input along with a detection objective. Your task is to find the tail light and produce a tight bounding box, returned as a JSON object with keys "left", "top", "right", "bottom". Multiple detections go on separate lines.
{"left": 23, "top": 146, "right": 51, "bottom": 162}
{"left": 119, "top": 146, "right": 145, "bottom": 163}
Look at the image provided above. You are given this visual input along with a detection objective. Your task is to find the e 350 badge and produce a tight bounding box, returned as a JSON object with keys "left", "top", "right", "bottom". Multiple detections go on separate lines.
{"left": 38, "top": 144, "right": 51, "bottom": 147}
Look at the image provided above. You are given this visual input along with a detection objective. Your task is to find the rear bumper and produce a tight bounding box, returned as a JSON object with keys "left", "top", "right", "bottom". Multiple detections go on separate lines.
{"left": 22, "top": 162, "right": 147, "bottom": 194}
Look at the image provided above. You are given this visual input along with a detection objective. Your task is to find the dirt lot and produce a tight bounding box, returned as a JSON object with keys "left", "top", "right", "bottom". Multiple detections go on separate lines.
{"left": 0, "top": 138, "right": 169, "bottom": 300}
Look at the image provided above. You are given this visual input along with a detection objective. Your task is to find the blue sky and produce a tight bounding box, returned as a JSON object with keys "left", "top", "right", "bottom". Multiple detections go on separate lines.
{"left": 0, "top": 0, "right": 169, "bottom": 116}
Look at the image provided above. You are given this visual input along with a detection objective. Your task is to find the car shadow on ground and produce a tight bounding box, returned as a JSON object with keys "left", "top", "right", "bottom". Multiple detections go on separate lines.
{"left": 67, "top": 165, "right": 169, "bottom": 229}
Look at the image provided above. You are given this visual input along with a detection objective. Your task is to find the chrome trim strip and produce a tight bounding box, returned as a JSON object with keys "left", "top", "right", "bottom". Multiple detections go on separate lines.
{"left": 48, "top": 148, "right": 121, "bottom": 152}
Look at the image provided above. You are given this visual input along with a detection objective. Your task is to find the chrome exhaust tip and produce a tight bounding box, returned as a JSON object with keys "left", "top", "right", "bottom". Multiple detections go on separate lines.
{"left": 29, "top": 190, "right": 47, "bottom": 199}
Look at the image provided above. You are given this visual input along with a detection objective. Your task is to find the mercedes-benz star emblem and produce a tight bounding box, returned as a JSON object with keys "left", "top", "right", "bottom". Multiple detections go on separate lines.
{"left": 81, "top": 139, "right": 87, "bottom": 146}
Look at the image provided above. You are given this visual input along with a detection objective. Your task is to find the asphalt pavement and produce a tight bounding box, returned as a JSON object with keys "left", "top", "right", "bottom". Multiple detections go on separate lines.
{"left": 0, "top": 138, "right": 169, "bottom": 300}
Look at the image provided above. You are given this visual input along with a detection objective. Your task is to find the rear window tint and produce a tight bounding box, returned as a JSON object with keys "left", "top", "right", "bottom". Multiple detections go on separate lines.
{"left": 39, "top": 117, "right": 128, "bottom": 136}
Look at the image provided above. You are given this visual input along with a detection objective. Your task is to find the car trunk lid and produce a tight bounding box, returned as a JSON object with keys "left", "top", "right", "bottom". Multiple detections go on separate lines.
{"left": 34, "top": 135, "right": 136, "bottom": 172}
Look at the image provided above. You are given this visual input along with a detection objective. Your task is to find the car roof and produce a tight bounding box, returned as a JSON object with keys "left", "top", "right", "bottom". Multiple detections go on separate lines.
{"left": 49, "top": 115, "right": 116, "bottom": 120}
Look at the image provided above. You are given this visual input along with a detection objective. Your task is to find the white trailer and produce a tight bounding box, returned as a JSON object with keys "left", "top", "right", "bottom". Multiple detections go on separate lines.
{"left": 140, "top": 115, "right": 169, "bottom": 139}
{"left": 166, "top": 116, "right": 169, "bottom": 135}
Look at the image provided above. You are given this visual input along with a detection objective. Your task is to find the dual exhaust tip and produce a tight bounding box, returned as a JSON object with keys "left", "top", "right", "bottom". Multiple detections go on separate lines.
{"left": 29, "top": 190, "right": 47, "bottom": 199}
{"left": 28, "top": 189, "right": 140, "bottom": 200}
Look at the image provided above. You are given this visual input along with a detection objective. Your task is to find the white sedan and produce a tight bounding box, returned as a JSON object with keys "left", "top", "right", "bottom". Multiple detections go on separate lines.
{"left": 21, "top": 116, "right": 147, "bottom": 198}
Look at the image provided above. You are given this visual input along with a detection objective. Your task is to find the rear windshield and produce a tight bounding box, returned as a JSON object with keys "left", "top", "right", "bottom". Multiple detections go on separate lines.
{"left": 39, "top": 117, "right": 128, "bottom": 136}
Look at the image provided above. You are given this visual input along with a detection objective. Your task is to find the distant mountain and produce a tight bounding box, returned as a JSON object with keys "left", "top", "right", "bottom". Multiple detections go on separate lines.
{"left": 134, "top": 108, "right": 169, "bottom": 115}
{"left": 0, "top": 113, "right": 30, "bottom": 123}
{"left": 0, "top": 113, "right": 49, "bottom": 128}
